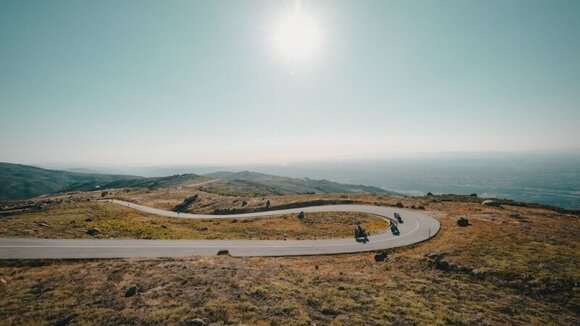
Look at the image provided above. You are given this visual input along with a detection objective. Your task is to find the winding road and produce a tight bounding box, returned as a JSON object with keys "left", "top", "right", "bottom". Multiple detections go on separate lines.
{"left": 0, "top": 200, "right": 440, "bottom": 259}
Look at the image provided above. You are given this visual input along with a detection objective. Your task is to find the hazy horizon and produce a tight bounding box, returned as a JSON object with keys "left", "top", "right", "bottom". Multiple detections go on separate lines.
{"left": 5, "top": 151, "right": 578, "bottom": 209}
{"left": 3, "top": 148, "right": 578, "bottom": 171}
{"left": 2, "top": 0, "right": 580, "bottom": 165}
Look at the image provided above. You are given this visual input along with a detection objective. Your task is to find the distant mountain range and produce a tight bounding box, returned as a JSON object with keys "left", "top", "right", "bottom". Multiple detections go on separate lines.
{"left": 0, "top": 163, "right": 395, "bottom": 202}
{"left": 0, "top": 162, "right": 139, "bottom": 201}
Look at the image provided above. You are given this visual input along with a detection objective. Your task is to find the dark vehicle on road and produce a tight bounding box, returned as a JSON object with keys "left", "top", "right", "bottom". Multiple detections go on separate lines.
{"left": 390, "top": 223, "right": 400, "bottom": 235}
{"left": 354, "top": 225, "right": 369, "bottom": 243}
{"left": 394, "top": 212, "right": 403, "bottom": 223}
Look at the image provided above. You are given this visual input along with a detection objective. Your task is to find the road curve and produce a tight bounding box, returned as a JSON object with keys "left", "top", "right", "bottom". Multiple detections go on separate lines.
{"left": 0, "top": 200, "right": 440, "bottom": 259}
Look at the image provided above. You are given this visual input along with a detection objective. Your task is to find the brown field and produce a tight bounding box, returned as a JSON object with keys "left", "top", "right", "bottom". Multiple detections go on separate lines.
{"left": 0, "top": 202, "right": 388, "bottom": 240}
{"left": 0, "top": 193, "right": 578, "bottom": 325}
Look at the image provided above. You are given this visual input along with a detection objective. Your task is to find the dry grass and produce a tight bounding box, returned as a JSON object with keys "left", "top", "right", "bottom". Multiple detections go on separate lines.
{"left": 0, "top": 202, "right": 388, "bottom": 240}
{"left": 0, "top": 247, "right": 577, "bottom": 325}
{"left": 0, "top": 194, "right": 578, "bottom": 325}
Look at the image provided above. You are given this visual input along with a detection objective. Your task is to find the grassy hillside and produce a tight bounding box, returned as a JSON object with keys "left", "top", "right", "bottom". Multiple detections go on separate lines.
{"left": 59, "top": 173, "right": 208, "bottom": 193}
{"left": 0, "top": 162, "right": 139, "bottom": 201}
{"left": 0, "top": 194, "right": 577, "bottom": 325}
{"left": 206, "top": 171, "right": 395, "bottom": 195}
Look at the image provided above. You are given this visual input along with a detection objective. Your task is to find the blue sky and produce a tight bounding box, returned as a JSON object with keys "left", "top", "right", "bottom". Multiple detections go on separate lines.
{"left": 1, "top": 0, "right": 579, "bottom": 166}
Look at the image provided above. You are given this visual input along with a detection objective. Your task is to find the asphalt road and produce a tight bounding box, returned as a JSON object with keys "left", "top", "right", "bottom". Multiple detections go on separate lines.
{"left": 0, "top": 200, "right": 440, "bottom": 259}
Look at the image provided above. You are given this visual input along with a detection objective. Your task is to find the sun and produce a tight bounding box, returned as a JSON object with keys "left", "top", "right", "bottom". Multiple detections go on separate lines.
{"left": 271, "top": 4, "right": 323, "bottom": 63}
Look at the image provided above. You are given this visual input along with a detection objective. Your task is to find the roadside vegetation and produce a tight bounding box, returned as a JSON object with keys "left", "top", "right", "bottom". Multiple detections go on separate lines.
{"left": 0, "top": 184, "right": 578, "bottom": 325}
{"left": 0, "top": 202, "right": 388, "bottom": 240}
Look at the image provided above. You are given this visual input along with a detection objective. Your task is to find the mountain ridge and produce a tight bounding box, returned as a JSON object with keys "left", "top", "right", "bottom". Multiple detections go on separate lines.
{"left": 0, "top": 162, "right": 140, "bottom": 201}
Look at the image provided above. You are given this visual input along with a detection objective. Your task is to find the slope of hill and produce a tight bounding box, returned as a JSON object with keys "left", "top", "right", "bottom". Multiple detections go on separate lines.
{"left": 59, "top": 173, "right": 207, "bottom": 192}
{"left": 0, "top": 162, "right": 139, "bottom": 201}
{"left": 206, "top": 170, "right": 396, "bottom": 195}
{"left": 60, "top": 170, "right": 394, "bottom": 197}
{"left": 0, "top": 164, "right": 397, "bottom": 204}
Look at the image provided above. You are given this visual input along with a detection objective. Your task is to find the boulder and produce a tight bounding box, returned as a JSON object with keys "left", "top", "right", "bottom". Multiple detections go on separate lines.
{"left": 374, "top": 252, "right": 387, "bottom": 262}
{"left": 86, "top": 228, "right": 100, "bottom": 236}
{"left": 457, "top": 217, "right": 469, "bottom": 227}
{"left": 172, "top": 195, "right": 198, "bottom": 213}
{"left": 53, "top": 315, "right": 74, "bottom": 326}
{"left": 124, "top": 285, "right": 138, "bottom": 298}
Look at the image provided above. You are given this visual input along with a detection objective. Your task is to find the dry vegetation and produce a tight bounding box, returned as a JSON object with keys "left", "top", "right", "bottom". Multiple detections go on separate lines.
{"left": 0, "top": 202, "right": 387, "bottom": 240}
{"left": 0, "top": 190, "right": 578, "bottom": 325}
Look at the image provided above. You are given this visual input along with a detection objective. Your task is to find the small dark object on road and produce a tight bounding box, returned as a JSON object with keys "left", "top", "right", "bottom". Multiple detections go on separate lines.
{"left": 217, "top": 249, "right": 230, "bottom": 256}
{"left": 395, "top": 202, "right": 404, "bottom": 208}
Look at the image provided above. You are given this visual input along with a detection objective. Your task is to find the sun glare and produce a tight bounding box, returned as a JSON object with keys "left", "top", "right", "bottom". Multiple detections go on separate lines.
{"left": 271, "top": 4, "right": 323, "bottom": 63}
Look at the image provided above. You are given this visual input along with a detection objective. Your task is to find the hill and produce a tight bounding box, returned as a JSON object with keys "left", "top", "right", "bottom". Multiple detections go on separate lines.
{"left": 56, "top": 170, "right": 395, "bottom": 203}
{"left": 206, "top": 170, "right": 395, "bottom": 195}
{"left": 0, "top": 192, "right": 577, "bottom": 325}
{"left": 58, "top": 173, "right": 209, "bottom": 193}
{"left": 0, "top": 162, "right": 139, "bottom": 201}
